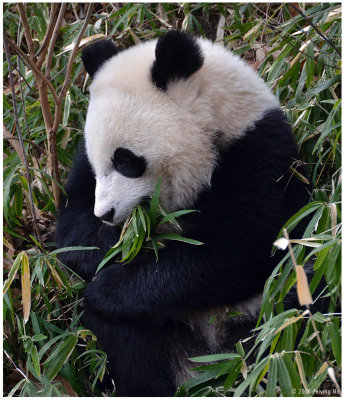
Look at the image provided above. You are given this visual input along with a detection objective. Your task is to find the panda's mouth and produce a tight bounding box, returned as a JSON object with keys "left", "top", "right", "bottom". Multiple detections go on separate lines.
{"left": 101, "top": 220, "right": 117, "bottom": 227}
{"left": 99, "top": 209, "right": 125, "bottom": 227}
{"left": 140, "top": 196, "right": 151, "bottom": 205}
{"left": 99, "top": 196, "right": 153, "bottom": 227}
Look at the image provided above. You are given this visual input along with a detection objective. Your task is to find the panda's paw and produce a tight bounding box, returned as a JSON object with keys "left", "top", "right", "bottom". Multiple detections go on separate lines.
{"left": 83, "top": 263, "right": 150, "bottom": 319}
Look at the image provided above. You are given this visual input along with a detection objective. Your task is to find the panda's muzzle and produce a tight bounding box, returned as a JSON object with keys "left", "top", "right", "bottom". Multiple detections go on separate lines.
{"left": 99, "top": 208, "right": 115, "bottom": 224}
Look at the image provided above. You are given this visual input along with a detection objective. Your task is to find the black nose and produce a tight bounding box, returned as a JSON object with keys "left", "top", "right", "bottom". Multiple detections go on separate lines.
{"left": 100, "top": 208, "right": 115, "bottom": 223}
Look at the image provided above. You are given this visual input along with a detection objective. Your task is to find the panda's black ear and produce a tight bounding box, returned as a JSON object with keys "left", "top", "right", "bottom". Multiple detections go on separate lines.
{"left": 82, "top": 40, "right": 119, "bottom": 79}
{"left": 151, "top": 30, "right": 204, "bottom": 91}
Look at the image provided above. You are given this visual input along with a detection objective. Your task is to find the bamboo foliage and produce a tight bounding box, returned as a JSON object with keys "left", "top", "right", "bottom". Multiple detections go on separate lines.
{"left": 5, "top": 3, "right": 93, "bottom": 206}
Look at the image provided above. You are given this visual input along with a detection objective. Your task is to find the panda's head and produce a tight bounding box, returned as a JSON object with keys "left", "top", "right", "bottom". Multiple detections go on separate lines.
{"left": 82, "top": 31, "right": 278, "bottom": 225}
{"left": 82, "top": 32, "right": 217, "bottom": 225}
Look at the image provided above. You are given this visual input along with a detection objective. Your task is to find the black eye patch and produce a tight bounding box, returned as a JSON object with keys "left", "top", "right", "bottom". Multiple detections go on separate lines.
{"left": 112, "top": 147, "right": 147, "bottom": 178}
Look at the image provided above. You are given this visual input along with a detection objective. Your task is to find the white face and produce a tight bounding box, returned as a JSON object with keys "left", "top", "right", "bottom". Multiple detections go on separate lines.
{"left": 94, "top": 172, "right": 157, "bottom": 225}
{"left": 85, "top": 86, "right": 216, "bottom": 226}
{"left": 84, "top": 35, "right": 278, "bottom": 226}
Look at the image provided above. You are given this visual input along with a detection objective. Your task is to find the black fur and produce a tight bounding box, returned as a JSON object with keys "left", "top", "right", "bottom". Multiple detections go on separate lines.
{"left": 151, "top": 30, "right": 204, "bottom": 91}
{"left": 81, "top": 40, "right": 119, "bottom": 79}
{"left": 56, "top": 108, "right": 310, "bottom": 396}
{"left": 112, "top": 147, "right": 147, "bottom": 178}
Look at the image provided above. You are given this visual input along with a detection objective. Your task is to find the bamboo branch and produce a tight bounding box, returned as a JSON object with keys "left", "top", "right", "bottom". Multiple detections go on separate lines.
{"left": 36, "top": 3, "right": 59, "bottom": 68}
{"left": 58, "top": 3, "right": 93, "bottom": 103}
{"left": 4, "top": 126, "right": 47, "bottom": 155}
{"left": 6, "top": 3, "right": 94, "bottom": 209}
{"left": 289, "top": 4, "right": 341, "bottom": 57}
{"left": 5, "top": 34, "right": 59, "bottom": 103}
{"left": 17, "top": 3, "right": 36, "bottom": 59}
{"left": 46, "top": 3, "right": 67, "bottom": 77}
{"left": 4, "top": 350, "right": 29, "bottom": 381}
{"left": 14, "top": 67, "right": 33, "bottom": 91}
{"left": 3, "top": 125, "right": 26, "bottom": 166}
{"left": 4, "top": 33, "right": 42, "bottom": 244}
{"left": 49, "top": 3, "right": 93, "bottom": 204}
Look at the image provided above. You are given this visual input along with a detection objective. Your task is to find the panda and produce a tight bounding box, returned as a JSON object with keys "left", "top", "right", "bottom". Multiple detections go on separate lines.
{"left": 56, "top": 31, "right": 310, "bottom": 396}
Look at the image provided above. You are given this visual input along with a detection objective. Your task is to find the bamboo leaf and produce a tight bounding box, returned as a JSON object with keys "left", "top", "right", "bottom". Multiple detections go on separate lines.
{"left": 61, "top": 33, "right": 105, "bottom": 53}
{"left": 289, "top": 239, "right": 321, "bottom": 248}
{"left": 243, "top": 21, "right": 262, "bottom": 40}
{"left": 189, "top": 353, "right": 240, "bottom": 363}
{"left": 315, "top": 361, "right": 328, "bottom": 378}
{"left": 33, "top": 258, "right": 44, "bottom": 286}
{"left": 277, "top": 202, "right": 323, "bottom": 236}
{"left": 38, "top": 332, "right": 74, "bottom": 360}
{"left": 46, "top": 259, "right": 64, "bottom": 289}
{"left": 155, "top": 232, "right": 203, "bottom": 245}
{"left": 236, "top": 341, "right": 245, "bottom": 358}
{"left": 288, "top": 75, "right": 341, "bottom": 108}
{"left": 277, "top": 355, "right": 294, "bottom": 397}
{"left": 44, "top": 334, "right": 78, "bottom": 380}
{"left": 305, "top": 41, "right": 315, "bottom": 89}
{"left": 275, "top": 310, "right": 309, "bottom": 334}
{"left": 295, "top": 265, "right": 313, "bottom": 306}
{"left": 3, "top": 251, "right": 24, "bottom": 295}
{"left": 32, "top": 334, "right": 47, "bottom": 342}
{"left": 120, "top": 224, "right": 135, "bottom": 260}
{"left": 282, "top": 353, "right": 303, "bottom": 393}
{"left": 329, "top": 321, "right": 341, "bottom": 367}
{"left": 308, "top": 362, "right": 328, "bottom": 392}
{"left": 7, "top": 379, "right": 28, "bottom": 397}
{"left": 31, "top": 345, "right": 40, "bottom": 377}
{"left": 96, "top": 247, "right": 122, "bottom": 273}
{"left": 126, "top": 230, "right": 146, "bottom": 263}
{"left": 50, "top": 246, "right": 99, "bottom": 255}
{"left": 240, "top": 359, "right": 247, "bottom": 380}
{"left": 149, "top": 177, "right": 162, "bottom": 228}
{"left": 151, "top": 238, "right": 159, "bottom": 261}
{"left": 295, "top": 352, "right": 309, "bottom": 391}
{"left": 329, "top": 203, "right": 338, "bottom": 238}
{"left": 266, "top": 357, "right": 277, "bottom": 396}
{"left": 137, "top": 205, "right": 147, "bottom": 232}
{"left": 159, "top": 209, "right": 198, "bottom": 226}
{"left": 21, "top": 252, "right": 31, "bottom": 324}
{"left": 62, "top": 91, "right": 71, "bottom": 126}
{"left": 234, "top": 358, "right": 270, "bottom": 397}
{"left": 132, "top": 207, "right": 139, "bottom": 237}
{"left": 223, "top": 359, "right": 242, "bottom": 393}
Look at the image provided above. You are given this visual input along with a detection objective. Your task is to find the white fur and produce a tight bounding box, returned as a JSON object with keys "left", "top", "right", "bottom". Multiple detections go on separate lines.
{"left": 85, "top": 36, "right": 279, "bottom": 224}
{"left": 173, "top": 293, "right": 263, "bottom": 387}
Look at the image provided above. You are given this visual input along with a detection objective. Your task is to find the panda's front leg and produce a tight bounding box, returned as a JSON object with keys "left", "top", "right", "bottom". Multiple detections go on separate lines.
{"left": 82, "top": 306, "right": 176, "bottom": 396}
{"left": 83, "top": 239, "right": 260, "bottom": 320}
